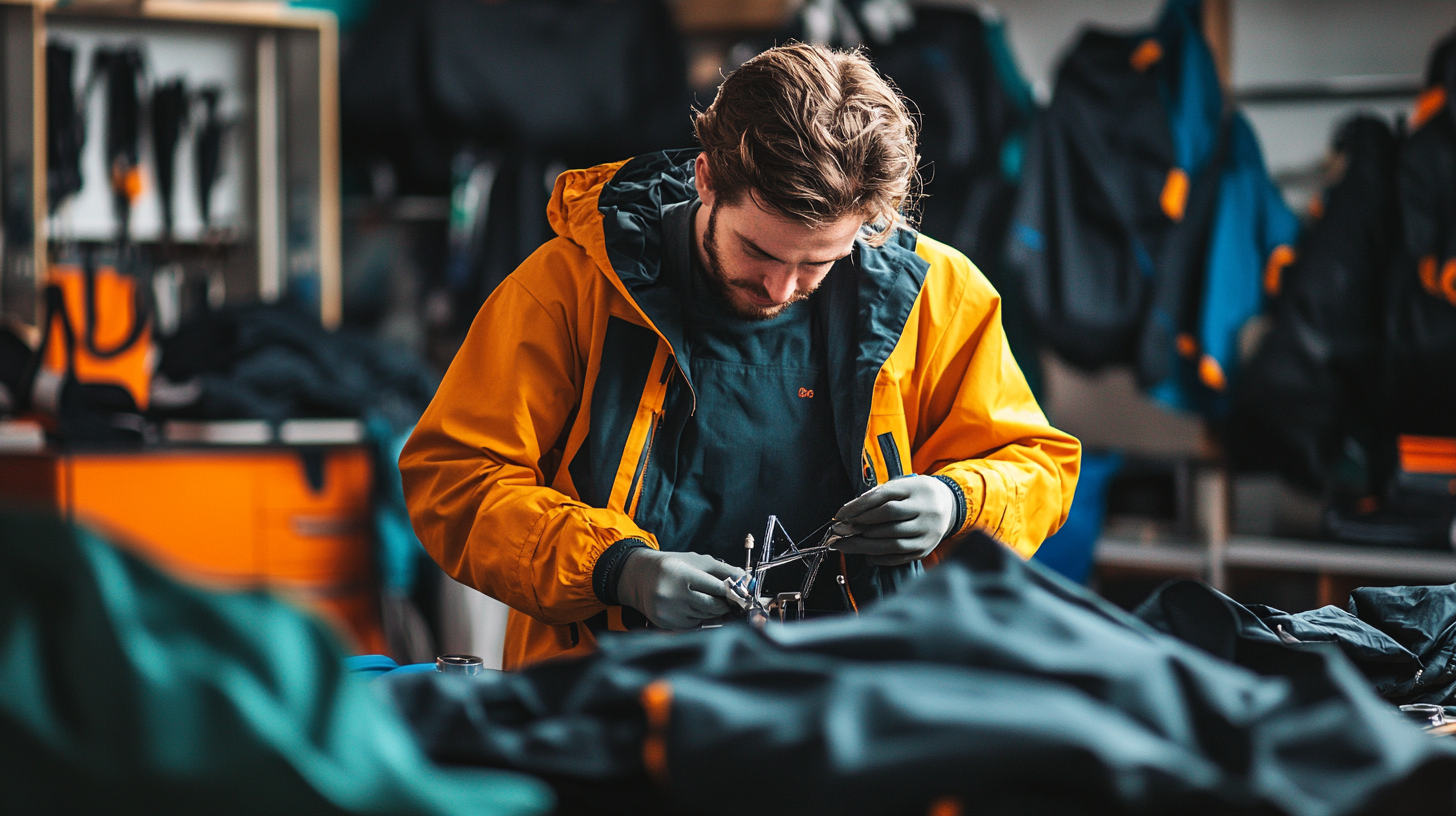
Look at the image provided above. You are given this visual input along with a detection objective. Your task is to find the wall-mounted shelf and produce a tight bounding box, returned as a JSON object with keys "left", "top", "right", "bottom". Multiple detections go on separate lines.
{"left": 1100, "top": 536, "right": 1456, "bottom": 582}
{"left": 0, "top": 0, "right": 340, "bottom": 329}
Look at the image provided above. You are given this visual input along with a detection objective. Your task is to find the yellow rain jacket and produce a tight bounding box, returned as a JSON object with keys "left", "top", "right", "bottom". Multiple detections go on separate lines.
{"left": 402, "top": 151, "right": 1081, "bottom": 669}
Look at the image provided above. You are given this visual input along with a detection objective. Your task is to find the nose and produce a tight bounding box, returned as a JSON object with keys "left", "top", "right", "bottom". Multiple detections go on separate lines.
{"left": 761, "top": 272, "right": 797, "bottom": 303}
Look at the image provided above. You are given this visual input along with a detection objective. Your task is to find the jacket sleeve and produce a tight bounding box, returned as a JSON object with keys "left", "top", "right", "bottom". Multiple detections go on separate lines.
{"left": 399, "top": 243, "right": 657, "bottom": 625}
{"left": 908, "top": 241, "right": 1082, "bottom": 559}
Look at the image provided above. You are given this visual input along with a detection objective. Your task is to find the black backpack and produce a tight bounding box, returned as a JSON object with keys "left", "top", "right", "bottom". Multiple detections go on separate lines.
{"left": 1007, "top": 1, "right": 1229, "bottom": 387}
{"left": 1231, "top": 116, "right": 1399, "bottom": 491}
{"left": 1384, "top": 32, "right": 1456, "bottom": 439}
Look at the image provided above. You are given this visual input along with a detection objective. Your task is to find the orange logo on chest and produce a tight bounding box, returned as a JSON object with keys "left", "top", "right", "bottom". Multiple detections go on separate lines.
{"left": 797, "top": 387, "right": 814, "bottom": 398}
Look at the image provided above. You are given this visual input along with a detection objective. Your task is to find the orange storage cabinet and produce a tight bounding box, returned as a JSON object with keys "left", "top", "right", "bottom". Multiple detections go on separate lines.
{"left": 0, "top": 446, "right": 384, "bottom": 654}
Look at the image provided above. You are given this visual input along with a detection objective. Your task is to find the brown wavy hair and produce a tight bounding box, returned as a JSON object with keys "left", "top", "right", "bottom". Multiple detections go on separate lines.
{"left": 692, "top": 42, "right": 921, "bottom": 247}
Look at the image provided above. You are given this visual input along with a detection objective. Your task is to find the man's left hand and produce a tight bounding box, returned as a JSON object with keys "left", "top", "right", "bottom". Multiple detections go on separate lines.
{"left": 830, "top": 476, "right": 956, "bottom": 566}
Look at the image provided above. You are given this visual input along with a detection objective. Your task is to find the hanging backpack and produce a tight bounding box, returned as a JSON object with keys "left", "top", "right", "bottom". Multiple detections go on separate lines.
{"left": 1231, "top": 116, "right": 1398, "bottom": 491}
{"left": 1008, "top": 0, "right": 1297, "bottom": 417}
{"left": 1007, "top": 0, "right": 1226, "bottom": 378}
{"left": 34, "top": 255, "right": 153, "bottom": 444}
{"left": 1385, "top": 31, "right": 1456, "bottom": 439}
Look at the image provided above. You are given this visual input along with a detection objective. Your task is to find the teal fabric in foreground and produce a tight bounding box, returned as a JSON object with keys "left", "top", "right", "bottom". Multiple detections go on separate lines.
{"left": 0, "top": 512, "right": 551, "bottom": 816}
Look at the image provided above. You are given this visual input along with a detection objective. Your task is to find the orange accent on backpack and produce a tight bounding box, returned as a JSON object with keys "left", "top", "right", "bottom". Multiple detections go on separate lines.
{"left": 1176, "top": 333, "right": 1198, "bottom": 358}
{"left": 1198, "top": 354, "right": 1226, "bottom": 391}
{"left": 1161, "top": 168, "right": 1189, "bottom": 221}
{"left": 1442, "top": 259, "right": 1456, "bottom": 306}
{"left": 1419, "top": 255, "right": 1440, "bottom": 295}
{"left": 1130, "top": 38, "right": 1163, "bottom": 72}
{"left": 1263, "top": 244, "right": 1296, "bottom": 297}
{"left": 1413, "top": 86, "right": 1448, "bottom": 130}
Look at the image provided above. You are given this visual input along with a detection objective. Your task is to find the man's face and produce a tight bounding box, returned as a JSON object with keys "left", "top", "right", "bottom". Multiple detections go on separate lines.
{"left": 694, "top": 156, "right": 864, "bottom": 321}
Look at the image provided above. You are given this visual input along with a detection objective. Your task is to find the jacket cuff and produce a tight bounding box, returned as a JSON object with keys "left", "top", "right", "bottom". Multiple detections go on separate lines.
{"left": 593, "top": 538, "right": 650, "bottom": 606}
{"left": 932, "top": 474, "right": 968, "bottom": 539}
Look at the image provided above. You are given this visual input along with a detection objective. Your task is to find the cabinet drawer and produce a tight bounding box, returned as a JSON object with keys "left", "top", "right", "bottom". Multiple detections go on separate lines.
{"left": 258, "top": 448, "right": 371, "bottom": 514}
{"left": 261, "top": 512, "right": 371, "bottom": 586}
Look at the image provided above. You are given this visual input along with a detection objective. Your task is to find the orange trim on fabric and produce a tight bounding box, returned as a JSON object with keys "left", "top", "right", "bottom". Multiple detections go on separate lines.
{"left": 642, "top": 679, "right": 672, "bottom": 728}
{"left": 1198, "top": 354, "right": 1226, "bottom": 391}
{"left": 1306, "top": 195, "right": 1324, "bottom": 221}
{"left": 608, "top": 341, "right": 673, "bottom": 513}
{"left": 1413, "top": 86, "right": 1448, "bottom": 130}
{"left": 1419, "top": 255, "right": 1440, "bottom": 296}
{"left": 1130, "top": 38, "right": 1163, "bottom": 72}
{"left": 1175, "top": 333, "right": 1198, "bottom": 358}
{"left": 1441, "top": 259, "right": 1456, "bottom": 306}
{"left": 1263, "top": 245, "right": 1295, "bottom": 297}
{"left": 642, "top": 735, "right": 668, "bottom": 783}
{"left": 640, "top": 679, "right": 673, "bottom": 783}
{"left": 1399, "top": 435, "right": 1456, "bottom": 475}
{"left": 1161, "top": 168, "right": 1189, "bottom": 221}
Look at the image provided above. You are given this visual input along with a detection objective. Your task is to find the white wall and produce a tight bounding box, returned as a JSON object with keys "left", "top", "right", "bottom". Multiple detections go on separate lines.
{"left": 45, "top": 20, "right": 250, "bottom": 243}
{"left": 1233, "top": 0, "right": 1454, "bottom": 205}
{"left": 926, "top": 0, "right": 1455, "bottom": 209}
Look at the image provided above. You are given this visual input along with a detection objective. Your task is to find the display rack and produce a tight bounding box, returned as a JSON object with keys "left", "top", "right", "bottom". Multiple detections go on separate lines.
{"left": 0, "top": 0, "right": 340, "bottom": 330}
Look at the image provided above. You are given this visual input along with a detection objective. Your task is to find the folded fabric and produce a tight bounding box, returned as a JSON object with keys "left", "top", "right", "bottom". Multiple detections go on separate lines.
{"left": 386, "top": 531, "right": 1456, "bottom": 816}
{"left": 0, "top": 511, "right": 550, "bottom": 816}
{"left": 1138, "top": 579, "right": 1456, "bottom": 705}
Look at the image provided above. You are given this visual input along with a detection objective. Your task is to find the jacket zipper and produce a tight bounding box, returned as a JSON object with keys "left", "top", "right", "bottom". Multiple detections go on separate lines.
{"left": 628, "top": 411, "right": 662, "bottom": 520}
{"left": 626, "top": 362, "right": 675, "bottom": 519}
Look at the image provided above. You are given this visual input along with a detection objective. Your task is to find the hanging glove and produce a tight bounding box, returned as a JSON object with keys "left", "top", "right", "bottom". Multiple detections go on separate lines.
{"left": 831, "top": 475, "right": 958, "bottom": 566}
{"left": 616, "top": 549, "right": 747, "bottom": 630}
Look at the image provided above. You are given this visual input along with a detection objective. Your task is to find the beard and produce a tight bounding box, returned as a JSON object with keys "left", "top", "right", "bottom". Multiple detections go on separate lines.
{"left": 699, "top": 206, "right": 818, "bottom": 321}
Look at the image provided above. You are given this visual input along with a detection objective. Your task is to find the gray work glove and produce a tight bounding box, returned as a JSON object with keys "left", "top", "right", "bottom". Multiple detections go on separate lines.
{"left": 616, "top": 549, "right": 746, "bottom": 630}
{"left": 831, "top": 475, "right": 957, "bottom": 566}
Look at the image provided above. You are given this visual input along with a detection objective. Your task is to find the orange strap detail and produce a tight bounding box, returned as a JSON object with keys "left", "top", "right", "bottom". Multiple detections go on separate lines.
{"left": 1263, "top": 244, "right": 1296, "bottom": 297}
{"left": 1413, "top": 86, "right": 1448, "bottom": 130}
{"left": 1306, "top": 195, "right": 1324, "bottom": 221}
{"left": 1175, "top": 333, "right": 1198, "bottom": 358}
{"left": 1130, "top": 38, "right": 1163, "bottom": 72}
{"left": 1161, "top": 168, "right": 1189, "bottom": 221}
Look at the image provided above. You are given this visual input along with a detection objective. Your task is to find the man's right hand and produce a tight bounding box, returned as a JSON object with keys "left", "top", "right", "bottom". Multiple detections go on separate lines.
{"left": 616, "top": 549, "right": 746, "bottom": 630}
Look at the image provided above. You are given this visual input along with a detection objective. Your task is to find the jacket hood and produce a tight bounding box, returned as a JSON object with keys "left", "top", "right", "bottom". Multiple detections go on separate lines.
{"left": 547, "top": 149, "right": 700, "bottom": 300}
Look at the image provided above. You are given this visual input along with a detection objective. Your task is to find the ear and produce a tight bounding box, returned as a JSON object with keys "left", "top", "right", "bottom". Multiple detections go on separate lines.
{"left": 694, "top": 153, "right": 716, "bottom": 209}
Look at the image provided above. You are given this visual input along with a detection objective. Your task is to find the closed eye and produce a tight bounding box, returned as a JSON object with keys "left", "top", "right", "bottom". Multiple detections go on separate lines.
{"left": 738, "top": 233, "right": 849, "bottom": 267}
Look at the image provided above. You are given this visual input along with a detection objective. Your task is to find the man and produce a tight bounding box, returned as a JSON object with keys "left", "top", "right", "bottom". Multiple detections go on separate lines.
{"left": 401, "top": 43, "right": 1081, "bottom": 670}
